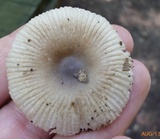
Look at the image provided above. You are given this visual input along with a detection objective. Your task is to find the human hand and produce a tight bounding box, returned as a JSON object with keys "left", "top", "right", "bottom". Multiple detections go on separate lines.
{"left": 0, "top": 25, "right": 151, "bottom": 139}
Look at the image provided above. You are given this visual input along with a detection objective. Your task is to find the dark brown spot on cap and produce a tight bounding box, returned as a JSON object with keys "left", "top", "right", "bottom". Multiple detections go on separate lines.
{"left": 100, "top": 124, "right": 105, "bottom": 128}
{"left": 119, "top": 41, "right": 122, "bottom": 45}
{"left": 107, "top": 119, "right": 111, "bottom": 124}
{"left": 71, "top": 102, "right": 75, "bottom": 107}
{"left": 53, "top": 127, "right": 56, "bottom": 129}
{"left": 86, "top": 128, "right": 93, "bottom": 132}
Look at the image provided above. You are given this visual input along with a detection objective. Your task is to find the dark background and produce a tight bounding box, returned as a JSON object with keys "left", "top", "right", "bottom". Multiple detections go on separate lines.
{"left": 1, "top": 0, "right": 160, "bottom": 138}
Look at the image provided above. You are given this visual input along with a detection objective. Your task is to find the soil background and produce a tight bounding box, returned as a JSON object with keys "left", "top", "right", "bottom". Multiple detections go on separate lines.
{"left": 61, "top": 0, "right": 160, "bottom": 139}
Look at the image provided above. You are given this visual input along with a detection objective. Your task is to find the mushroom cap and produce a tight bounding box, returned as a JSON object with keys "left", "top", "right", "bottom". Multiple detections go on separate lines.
{"left": 7, "top": 7, "right": 133, "bottom": 136}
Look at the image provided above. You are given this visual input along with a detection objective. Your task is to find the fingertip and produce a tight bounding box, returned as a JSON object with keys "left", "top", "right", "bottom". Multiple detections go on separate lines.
{"left": 118, "top": 60, "right": 151, "bottom": 129}
{"left": 112, "top": 25, "right": 134, "bottom": 53}
{"left": 132, "top": 60, "right": 151, "bottom": 99}
{"left": 101, "top": 59, "right": 151, "bottom": 136}
{"left": 111, "top": 136, "right": 131, "bottom": 139}
{"left": 5, "top": 26, "right": 23, "bottom": 42}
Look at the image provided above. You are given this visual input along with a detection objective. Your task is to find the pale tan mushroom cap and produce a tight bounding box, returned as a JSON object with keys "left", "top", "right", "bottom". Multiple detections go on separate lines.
{"left": 7, "top": 7, "right": 133, "bottom": 136}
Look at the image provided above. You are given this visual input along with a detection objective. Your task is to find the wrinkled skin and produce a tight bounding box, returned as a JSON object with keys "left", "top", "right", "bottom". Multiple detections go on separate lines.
{"left": 0, "top": 25, "right": 151, "bottom": 139}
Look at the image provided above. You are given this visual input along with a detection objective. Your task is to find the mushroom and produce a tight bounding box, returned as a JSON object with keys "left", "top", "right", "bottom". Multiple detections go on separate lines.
{"left": 6, "top": 7, "right": 133, "bottom": 136}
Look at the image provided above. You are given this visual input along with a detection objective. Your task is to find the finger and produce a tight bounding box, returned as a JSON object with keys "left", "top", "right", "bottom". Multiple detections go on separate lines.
{"left": 0, "top": 27, "right": 22, "bottom": 107}
{"left": 53, "top": 60, "right": 151, "bottom": 139}
{"left": 112, "top": 25, "right": 134, "bottom": 53}
{"left": 105, "top": 60, "right": 151, "bottom": 135}
{"left": 111, "top": 136, "right": 131, "bottom": 139}
{"left": 0, "top": 101, "right": 54, "bottom": 139}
